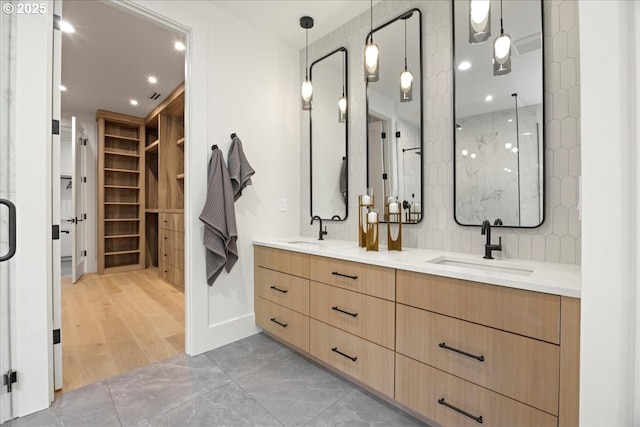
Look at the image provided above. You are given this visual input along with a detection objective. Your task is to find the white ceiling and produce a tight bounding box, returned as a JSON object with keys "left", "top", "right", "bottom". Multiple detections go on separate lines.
{"left": 61, "top": 1, "right": 376, "bottom": 118}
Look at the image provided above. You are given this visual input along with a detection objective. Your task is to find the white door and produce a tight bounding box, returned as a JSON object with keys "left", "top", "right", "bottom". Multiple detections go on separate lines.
{"left": 0, "top": 0, "right": 61, "bottom": 420}
{"left": 71, "top": 117, "right": 86, "bottom": 283}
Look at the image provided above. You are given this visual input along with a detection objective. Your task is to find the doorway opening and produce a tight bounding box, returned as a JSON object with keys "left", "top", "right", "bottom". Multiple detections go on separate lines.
{"left": 57, "top": 0, "right": 187, "bottom": 395}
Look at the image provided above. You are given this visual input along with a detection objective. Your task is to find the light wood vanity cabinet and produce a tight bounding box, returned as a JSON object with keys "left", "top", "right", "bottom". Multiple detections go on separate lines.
{"left": 253, "top": 246, "right": 580, "bottom": 426}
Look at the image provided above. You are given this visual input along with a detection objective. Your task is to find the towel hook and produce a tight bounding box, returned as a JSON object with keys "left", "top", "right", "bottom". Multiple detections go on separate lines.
{"left": 230, "top": 133, "right": 237, "bottom": 139}
{"left": 211, "top": 144, "right": 218, "bottom": 150}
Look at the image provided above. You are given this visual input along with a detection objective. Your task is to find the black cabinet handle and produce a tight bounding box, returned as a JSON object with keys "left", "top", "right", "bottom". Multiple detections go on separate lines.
{"left": 331, "top": 306, "right": 358, "bottom": 318}
{"left": 270, "top": 318, "right": 288, "bottom": 328}
{"left": 439, "top": 342, "right": 485, "bottom": 362}
{"left": 270, "top": 285, "right": 288, "bottom": 294}
{"left": 0, "top": 198, "right": 16, "bottom": 262}
{"left": 438, "top": 398, "right": 483, "bottom": 424}
{"left": 331, "top": 271, "right": 358, "bottom": 280}
{"left": 331, "top": 347, "right": 357, "bottom": 362}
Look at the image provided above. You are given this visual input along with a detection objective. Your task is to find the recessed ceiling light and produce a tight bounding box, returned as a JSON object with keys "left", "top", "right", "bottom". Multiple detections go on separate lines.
{"left": 60, "top": 20, "right": 75, "bottom": 33}
{"left": 522, "top": 132, "right": 532, "bottom": 136}
{"left": 508, "top": 118, "right": 513, "bottom": 122}
{"left": 485, "top": 95, "right": 493, "bottom": 102}
{"left": 512, "top": 147, "right": 519, "bottom": 153}
{"left": 130, "top": 100, "right": 138, "bottom": 106}
{"left": 470, "top": 153, "right": 477, "bottom": 159}
{"left": 59, "top": 85, "right": 67, "bottom": 92}
{"left": 148, "top": 76, "right": 157, "bottom": 84}
{"left": 461, "top": 149, "right": 468, "bottom": 156}
{"left": 174, "top": 41, "right": 186, "bottom": 51}
{"left": 505, "top": 143, "right": 512, "bottom": 149}
{"left": 457, "top": 61, "right": 471, "bottom": 71}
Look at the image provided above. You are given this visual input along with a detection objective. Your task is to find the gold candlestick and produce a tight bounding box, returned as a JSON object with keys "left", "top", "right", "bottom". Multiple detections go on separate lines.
{"left": 387, "top": 212, "right": 402, "bottom": 251}
{"left": 366, "top": 212, "right": 379, "bottom": 252}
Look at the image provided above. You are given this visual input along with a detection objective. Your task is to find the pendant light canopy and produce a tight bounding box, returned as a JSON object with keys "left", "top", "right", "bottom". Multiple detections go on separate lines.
{"left": 301, "top": 16, "right": 314, "bottom": 110}
{"left": 469, "top": 0, "right": 491, "bottom": 44}
{"left": 364, "top": 0, "right": 379, "bottom": 82}
{"left": 493, "top": 0, "right": 511, "bottom": 76}
{"left": 399, "top": 14, "right": 413, "bottom": 102}
{"left": 338, "top": 52, "right": 347, "bottom": 122}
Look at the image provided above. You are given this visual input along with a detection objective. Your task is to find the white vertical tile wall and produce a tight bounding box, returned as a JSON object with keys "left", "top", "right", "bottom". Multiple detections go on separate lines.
{"left": 300, "top": 0, "right": 581, "bottom": 264}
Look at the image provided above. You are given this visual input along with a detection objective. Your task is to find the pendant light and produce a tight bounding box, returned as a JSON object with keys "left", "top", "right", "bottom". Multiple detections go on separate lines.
{"left": 493, "top": 0, "right": 512, "bottom": 76}
{"left": 338, "top": 52, "right": 347, "bottom": 122}
{"left": 399, "top": 13, "right": 413, "bottom": 102}
{"left": 469, "top": 0, "right": 491, "bottom": 44}
{"left": 364, "top": 0, "right": 379, "bottom": 82}
{"left": 300, "top": 16, "right": 314, "bottom": 110}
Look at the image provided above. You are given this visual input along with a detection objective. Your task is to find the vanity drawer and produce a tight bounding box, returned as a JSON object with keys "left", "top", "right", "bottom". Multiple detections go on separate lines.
{"left": 310, "top": 256, "right": 395, "bottom": 301}
{"left": 310, "top": 319, "right": 394, "bottom": 398}
{"left": 310, "top": 281, "right": 394, "bottom": 349}
{"left": 396, "top": 270, "right": 560, "bottom": 344}
{"left": 256, "top": 297, "right": 309, "bottom": 352}
{"left": 255, "top": 246, "right": 310, "bottom": 279}
{"left": 159, "top": 213, "right": 184, "bottom": 232}
{"left": 255, "top": 267, "right": 309, "bottom": 315}
{"left": 160, "top": 262, "right": 184, "bottom": 292}
{"left": 396, "top": 304, "right": 559, "bottom": 415}
{"left": 160, "top": 229, "right": 184, "bottom": 250}
{"left": 395, "top": 354, "right": 557, "bottom": 427}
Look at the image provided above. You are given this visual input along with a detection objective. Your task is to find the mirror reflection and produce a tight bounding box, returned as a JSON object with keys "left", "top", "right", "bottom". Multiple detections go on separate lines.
{"left": 367, "top": 9, "right": 423, "bottom": 224}
{"left": 310, "top": 47, "right": 348, "bottom": 221}
{"left": 453, "top": 0, "right": 544, "bottom": 227}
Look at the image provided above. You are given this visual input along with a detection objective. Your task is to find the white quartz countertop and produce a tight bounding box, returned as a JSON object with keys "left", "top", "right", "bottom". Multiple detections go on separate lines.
{"left": 252, "top": 237, "right": 581, "bottom": 298}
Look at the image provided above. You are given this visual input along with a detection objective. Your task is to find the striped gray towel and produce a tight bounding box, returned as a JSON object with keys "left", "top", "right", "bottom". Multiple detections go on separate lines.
{"left": 199, "top": 148, "right": 238, "bottom": 285}
{"left": 228, "top": 135, "right": 255, "bottom": 201}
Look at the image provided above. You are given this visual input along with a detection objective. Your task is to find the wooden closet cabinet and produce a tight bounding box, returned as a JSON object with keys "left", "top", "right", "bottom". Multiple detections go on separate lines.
{"left": 97, "top": 110, "right": 146, "bottom": 274}
{"left": 144, "top": 83, "right": 185, "bottom": 291}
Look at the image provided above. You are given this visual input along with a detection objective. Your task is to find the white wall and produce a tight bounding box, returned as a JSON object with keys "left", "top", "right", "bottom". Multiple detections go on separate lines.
{"left": 137, "top": 1, "right": 301, "bottom": 353}
{"left": 579, "top": 1, "right": 639, "bottom": 425}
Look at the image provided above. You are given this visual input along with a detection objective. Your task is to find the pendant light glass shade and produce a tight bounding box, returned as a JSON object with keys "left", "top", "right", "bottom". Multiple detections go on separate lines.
{"left": 493, "top": 33, "right": 511, "bottom": 75}
{"left": 364, "top": 40, "right": 379, "bottom": 82}
{"left": 469, "top": 0, "right": 491, "bottom": 43}
{"left": 301, "top": 79, "right": 313, "bottom": 110}
{"left": 338, "top": 95, "right": 347, "bottom": 122}
{"left": 399, "top": 69, "right": 413, "bottom": 102}
{"left": 493, "top": 0, "right": 511, "bottom": 76}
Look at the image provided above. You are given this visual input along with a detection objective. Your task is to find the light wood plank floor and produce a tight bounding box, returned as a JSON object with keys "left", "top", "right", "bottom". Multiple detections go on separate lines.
{"left": 57, "top": 268, "right": 185, "bottom": 395}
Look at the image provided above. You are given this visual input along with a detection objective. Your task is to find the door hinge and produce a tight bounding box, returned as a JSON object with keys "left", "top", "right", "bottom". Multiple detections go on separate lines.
{"left": 52, "top": 119, "right": 60, "bottom": 135}
{"left": 381, "top": 132, "right": 386, "bottom": 139}
{"left": 83, "top": 213, "right": 87, "bottom": 220}
{"left": 382, "top": 173, "right": 388, "bottom": 180}
{"left": 52, "top": 225, "right": 60, "bottom": 240}
{"left": 82, "top": 250, "right": 87, "bottom": 257}
{"left": 3, "top": 371, "right": 17, "bottom": 393}
{"left": 82, "top": 177, "right": 87, "bottom": 183}
{"left": 53, "top": 14, "right": 61, "bottom": 31}
{"left": 396, "top": 131, "right": 401, "bottom": 138}
{"left": 53, "top": 329, "right": 61, "bottom": 345}
{"left": 83, "top": 138, "right": 88, "bottom": 146}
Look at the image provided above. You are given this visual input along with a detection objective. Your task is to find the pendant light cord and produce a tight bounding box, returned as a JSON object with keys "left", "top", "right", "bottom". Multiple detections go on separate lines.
{"left": 500, "top": 0, "right": 504, "bottom": 35}
{"left": 305, "top": 27, "right": 309, "bottom": 80}
{"left": 342, "top": 52, "right": 346, "bottom": 96}
{"left": 404, "top": 19, "right": 408, "bottom": 70}
{"left": 370, "top": 0, "right": 373, "bottom": 42}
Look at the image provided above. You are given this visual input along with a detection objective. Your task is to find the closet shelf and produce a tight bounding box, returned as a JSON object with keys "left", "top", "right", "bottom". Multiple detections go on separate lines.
{"left": 104, "top": 150, "right": 140, "bottom": 158}
{"left": 105, "top": 168, "right": 140, "bottom": 174}
{"left": 145, "top": 140, "right": 159, "bottom": 152}
{"left": 176, "top": 137, "right": 185, "bottom": 146}
{"left": 145, "top": 208, "right": 159, "bottom": 213}
{"left": 105, "top": 185, "right": 140, "bottom": 189}
{"left": 105, "top": 249, "right": 140, "bottom": 256}
{"left": 104, "top": 202, "right": 140, "bottom": 205}
{"left": 105, "top": 234, "right": 141, "bottom": 239}
{"left": 104, "top": 218, "right": 140, "bottom": 222}
{"left": 104, "top": 133, "right": 140, "bottom": 142}
{"left": 176, "top": 173, "right": 185, "bottom": 180}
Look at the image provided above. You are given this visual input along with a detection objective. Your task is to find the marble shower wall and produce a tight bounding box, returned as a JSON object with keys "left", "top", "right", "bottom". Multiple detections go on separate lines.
{"left": 300, "top": 0, "right": 581, "bottom": 264}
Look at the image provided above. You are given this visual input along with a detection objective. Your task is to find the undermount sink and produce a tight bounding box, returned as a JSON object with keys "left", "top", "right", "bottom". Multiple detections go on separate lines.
{"left": 427, "top": 256, "right": 534, "bottom": 276}
{"left": 286, "top": 240, "right": 322, "bottom": 246}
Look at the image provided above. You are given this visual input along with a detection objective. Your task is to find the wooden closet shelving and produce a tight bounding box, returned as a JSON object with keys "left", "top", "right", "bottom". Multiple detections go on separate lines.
{"left": 97, "top": 110, "right": 146, "bottom": 274}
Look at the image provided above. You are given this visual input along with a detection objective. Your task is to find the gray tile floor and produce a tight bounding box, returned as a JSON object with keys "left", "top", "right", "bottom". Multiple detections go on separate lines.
{"left": 5, "top": 333, "right": 427, "bottom": 426}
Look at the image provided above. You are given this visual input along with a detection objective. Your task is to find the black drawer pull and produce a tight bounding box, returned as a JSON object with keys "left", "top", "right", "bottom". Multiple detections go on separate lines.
{"left": 439, "top": 342, "right": 485, "bottom": 362}
{"left": 270, "top": 318, "right": 288, "bottom": 328}
{"left": 438, "top": 398, "right": 483, "bottom": 424}
{"left": 331, "top": 347, "right": 357, "bottom": 362}
{"left": 270, "top": 285, "right": 288, "bottom": 294}
{"left": 331, "top": 306, "right": 358, "bottom": 318}
{"left": 331, "top": 271, "right": 358, "bottom": 280}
